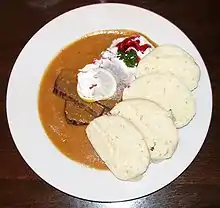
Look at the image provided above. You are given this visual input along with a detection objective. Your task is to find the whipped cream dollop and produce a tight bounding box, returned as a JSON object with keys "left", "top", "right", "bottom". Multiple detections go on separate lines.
{"left": 77, "top": 35, "right": 154, "bottom": 102}
{"left": 77, "top": 65, "right": 117, "bottom": 102}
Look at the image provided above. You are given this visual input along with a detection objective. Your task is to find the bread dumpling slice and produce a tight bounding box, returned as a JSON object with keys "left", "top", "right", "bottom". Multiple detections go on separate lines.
{"left": 86, "top": 115, "right": 150, "bottom": 181}
{"left": 136, "top": 44, "right": 200, "bottom": 91}
{"left": 111, "top": 99, "right": 179, "bottom": 162}
{"left": 123, "top": 73, "right": 196, "bottom": 128}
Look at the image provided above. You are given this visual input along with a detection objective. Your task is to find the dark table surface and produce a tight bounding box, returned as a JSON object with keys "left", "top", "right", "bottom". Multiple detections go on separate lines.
{"left": 1, "top": 0, "right": 220, "bottom": 207}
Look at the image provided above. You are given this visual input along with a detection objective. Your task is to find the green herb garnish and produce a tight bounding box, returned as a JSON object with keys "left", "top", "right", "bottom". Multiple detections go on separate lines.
{"left": 117, "top": 49, "right": 139, "bottom": 68}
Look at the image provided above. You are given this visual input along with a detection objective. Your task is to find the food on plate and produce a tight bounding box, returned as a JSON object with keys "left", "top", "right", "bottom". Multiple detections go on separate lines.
{"left": 111, "top": 99, "right": 179, "bottom": 162}
{"left": 136, "top": 45, "right": 200, "bottom": 90}
{"left": 86, "top": 115, "right": 150, "bottom": 181}
{"left": 38, "top": 28, "right": 200, "bottom": 180}
{"left": 123, "top": 73, "right": 196, "bottom": 128}
{"left": 64, "top": 100, "right": 102, "bottom": 125}
{"left": 53, "top": 68, "right": 116, "bottom": 124}
{"left": 53, "top": 68, "right": 76, "bottom": 101}
{"left": 77, "top": 35, "right": 154, "bottom": 102}
{"left": 38, "top": 29, "right": 156, "bottom": 170}
{"left": 77, "top": 66, "right": 117, "bottom": 102}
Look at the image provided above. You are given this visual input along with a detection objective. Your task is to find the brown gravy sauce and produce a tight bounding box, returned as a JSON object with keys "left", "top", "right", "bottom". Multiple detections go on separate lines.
{"left": 38, "top": 30, "right": 157, "bottom": 170}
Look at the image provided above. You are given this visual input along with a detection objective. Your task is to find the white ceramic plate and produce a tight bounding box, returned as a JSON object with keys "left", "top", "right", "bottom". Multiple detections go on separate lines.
{"left": 6, "top": 3, "right": 212, "bottom": 202}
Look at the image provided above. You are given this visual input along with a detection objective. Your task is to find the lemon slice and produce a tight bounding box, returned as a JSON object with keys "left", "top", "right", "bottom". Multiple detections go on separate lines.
{"left": 77, "top": 67, "right": 117, "bottom": 102}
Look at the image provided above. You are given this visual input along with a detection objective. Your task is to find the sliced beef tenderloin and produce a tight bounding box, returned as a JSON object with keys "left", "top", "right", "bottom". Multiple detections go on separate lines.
{"left": 54, "top": 68, "right": 119, "bottom": 125}
{"left": 64, "top": 100, "right": 105, "bottom": 125}
{"left": 65, "top": 101, "right": 94, "bottom": 125}
{"left": 53, "top": 68, "right": 78, "bottom": 100}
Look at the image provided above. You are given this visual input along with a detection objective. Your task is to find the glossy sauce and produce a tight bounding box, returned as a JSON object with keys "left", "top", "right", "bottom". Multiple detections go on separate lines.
{"left": 38, "top": 30, "right": 157, "bottom": 170}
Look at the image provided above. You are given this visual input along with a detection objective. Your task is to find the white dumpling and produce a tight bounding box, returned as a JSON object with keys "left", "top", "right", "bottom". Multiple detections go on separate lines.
{"left": 86, "top": 115, "right": 150, "bottom": 181}
{"left": 136, "top": 44, "right": 200, "bottom": 91}
{"left": 111, "top": 99, "right": 179, "bottom": 162}
{"left": 123, "top": 73, "right": 196, "bottom": 128}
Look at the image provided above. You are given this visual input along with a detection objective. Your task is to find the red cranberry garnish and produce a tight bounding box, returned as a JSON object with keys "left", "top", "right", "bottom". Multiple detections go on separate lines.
{"left": 139, "top": 44, "right": 151, "bottom": 53}
{"left": 116, "top": 36, "right": 151, "bottom": 53}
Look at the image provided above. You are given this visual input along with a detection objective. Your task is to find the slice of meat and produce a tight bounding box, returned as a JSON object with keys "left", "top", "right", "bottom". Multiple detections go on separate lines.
{"left": 97, "top": 99, "right": 119, "bottom": 110}
{"left": 65, "top": 101, "right": 94, "bottom": 125}
{"left": 65, "top": 100, "right": 106, "bottom": 125}
{"left": 54, "top": 68, "right": 120, "bottom": 125}
{"left": 53, "top": 68, "right": 78, "bottom": 101}
{"left": 84, "top": 102, "right": 105, "bottom": 117}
